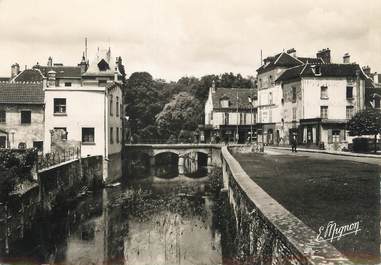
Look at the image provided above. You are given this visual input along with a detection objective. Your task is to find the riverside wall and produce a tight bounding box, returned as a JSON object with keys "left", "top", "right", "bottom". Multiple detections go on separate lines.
{"left": 221, "top": 146, "right": 353, "bottom": 265}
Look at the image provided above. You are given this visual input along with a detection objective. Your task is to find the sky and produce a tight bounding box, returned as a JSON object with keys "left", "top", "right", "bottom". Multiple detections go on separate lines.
{"left": 0, "top": 0, "right": 380, "bottom": 81}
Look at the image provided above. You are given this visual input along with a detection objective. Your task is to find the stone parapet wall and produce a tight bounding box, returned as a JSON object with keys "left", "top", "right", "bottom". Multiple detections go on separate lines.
{"left": 221, "top": 146, "right": 353, "bottom": 265}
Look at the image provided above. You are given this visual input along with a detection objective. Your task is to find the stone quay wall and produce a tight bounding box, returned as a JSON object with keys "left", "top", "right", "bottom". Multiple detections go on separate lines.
{"left": 38, "top": 155, "right": 103, "bottom": 211}
{"left": 0, "top": 156, "right": 103, "bottom": 256}
{"left": 221, "top": 146, "right": 353, "bottom": 265}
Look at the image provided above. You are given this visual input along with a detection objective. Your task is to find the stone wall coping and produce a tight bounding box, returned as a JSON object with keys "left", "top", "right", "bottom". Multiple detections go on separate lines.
{"left": 221, "top": 146, "right": 353, "bottom": 265}
{"left": 268, "top": 146, "right": 381, "bottom": 159}
{"left": 125, "top": 143, "right": 223, "bottom": 149}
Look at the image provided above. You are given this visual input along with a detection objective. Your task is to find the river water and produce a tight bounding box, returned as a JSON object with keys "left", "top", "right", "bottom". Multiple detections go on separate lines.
{"left": 4, "top": 174, "right": 233, "bottom": 265}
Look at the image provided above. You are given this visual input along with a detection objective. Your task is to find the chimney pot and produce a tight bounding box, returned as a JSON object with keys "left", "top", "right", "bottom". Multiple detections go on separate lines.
{"left": 343, "top": 53, "right": 350, "bottom": 64}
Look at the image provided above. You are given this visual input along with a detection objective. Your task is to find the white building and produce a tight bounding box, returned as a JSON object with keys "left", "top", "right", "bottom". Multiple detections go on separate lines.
{"left": 256, "top": 48, "right": 326, "bottom": 145}
{"left": 44, "top": 48, "right": 124, "bottom": 181}
{"left": 204, "top": 84, "right": 256, "bottom": 143}
{"left": 276, "top": 54, "right": 367, "bottom": 150}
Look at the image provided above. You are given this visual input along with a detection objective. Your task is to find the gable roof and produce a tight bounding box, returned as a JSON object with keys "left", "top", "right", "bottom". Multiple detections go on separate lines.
{"left": 0, "top": 82, "right": 44, "bottom": 104}
{"left": 257, "top": 52, "right": 303, "bottom": 74}
{"left": 211, "top": 87, "right": 256, "bottom": 110}
{"left": 33, "top": 65, "right": 82, "bottom": 79}
{"left": 276, "top": 63, "right": 366, "bottom": 83}
{"left": 13, "top": 69, "right": 44, "bottom": 82}
{"left": 83, "top": 48, "right": 122, "bottom": 78}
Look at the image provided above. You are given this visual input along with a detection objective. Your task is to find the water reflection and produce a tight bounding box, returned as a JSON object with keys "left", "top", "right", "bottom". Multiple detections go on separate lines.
{"left": 4, "top": 177, "right": 225, "bottom": 265}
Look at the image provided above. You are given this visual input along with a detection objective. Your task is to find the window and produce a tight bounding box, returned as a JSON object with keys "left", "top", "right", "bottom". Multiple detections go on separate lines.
{"left": 110, "top": 95, "right": 113, "bottom": 116}
{"left": 375, "top": 98, "right": 381, "bottom": 109}
{"left": 116, "top": 127, "right": 120, "bottom": 143}
{"left": 269, "top": 92, "right": 273, "bottom": 105}
{"left": 116, "top": 96, "right": 119, "bottom": 117}
{"left": 64, "top": 82, "right": 72, "bottom": 87}
{"left": 0, "top": 110, "right": 5, "bottom": 123}
{"left": 120, "top": 104, "right": 123, "bottom": 117}
{"left": 224, "top": 112, "right": 229, "bottom": 125}
{"left": 239, "top": 113, "right": 244, "bottom": 125}
{"left": 269, "top": 75, "right": 273, "bottom": 85}
{"left": 21, "top": 111, "right": 31, "bottom": 124}
{"left": 346, "top": 106, "right": 354, "bottom": 119}
{"left": 98, "top": 80, "right": 107, "bottom": 87}
{"left": 332, "top": 130, "right": 340, "bottom": 143}
{"left": 320, "top": 106, "right": 328, "bottom": 119}
{"left": 258, "top": 79, "right": 262, "bottom": 89}
{"left": 54, "top": 127, "right": 67, "bottom": 140}
{"left": 110, "top": 127, "right": 114, "bottom": 144}
{"left": 54, "top": 98, "right": 66, "bottom": 114}
{"left": 315, "top": 66, "right": 321, "bottom": 75}
{"left": 82, "top": 128, "right": 95, "bottom": 144}
{"left": 33, "top": 141, "right": 43, "bottom": 151}
{"left": 220, "top": 99, "right": 229, "bottom": 108}
{"left": 292, "top": 87, "right": 297, "bottom": 103}
{"left": 346, "top": 86, "right": 353, "bottom": 99}
{"left": 0, "top": 136, "right": 6, "bottom": 148}
{"left": 292, "top": 107, "right": 297, "bottom": 121}
{"left": 321, "top": 86, "right": 328, "bottom": 99}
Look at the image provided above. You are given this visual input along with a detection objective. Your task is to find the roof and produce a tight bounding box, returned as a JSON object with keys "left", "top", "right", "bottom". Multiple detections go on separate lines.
{"left": 276, "top": 63, "right": 366, "bottom": 83}
{"left": 0, "top": 77, "right": 10, "bottom": 82}
{"left": 33, "top": 65, "right": 82, "bottom": 79}
{"left": 13, "top": 69, "right": 44, "bottom": 82}
{"left": 297, "top": 57, "right": 324, "bottom": 64}
{"left": 82, "top": 48, "right": 122, "bottom": 77}
{"left": 0, "top": 82, "right": 44, "bottom": 104}
{"left": 257, "top": 52, "right": 303, "bottom": 74}
{"left": 211, "top": 87, "right": 256, "bottom": 110}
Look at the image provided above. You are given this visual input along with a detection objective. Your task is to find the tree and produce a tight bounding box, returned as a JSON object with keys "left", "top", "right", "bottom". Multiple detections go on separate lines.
{"left": 155, "top": 92, "right": 203, "bottom": 141}
{"left": 347, "top": 109, "right": 381, "bottom": 153}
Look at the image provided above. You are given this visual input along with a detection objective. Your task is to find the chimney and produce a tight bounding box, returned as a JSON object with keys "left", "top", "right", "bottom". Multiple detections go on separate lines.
{"left": 47, "top": 56, "right": 53, "bottom": 67}
{"left": 114, "top": 66, "right": 119, "bottom": 81}
{"left": 11, "top": 63, "right": 20, "bottom": 78}
{"left": 316, "top": 48, "right": 331, "bottom": 63}
{"left": 211, "top": 80, "right": 216, "bottom": 93}
{"left": 343, "top": 53, "right": 350, "bottom": 64}
{"left": 48, "top": 70, "right": 56, "bottom": 87}
{"left": 362, "top": 66, "right": 371, "bottom": 77}
{"left": 286, "top": 48, "right": 296, "bottom": 57}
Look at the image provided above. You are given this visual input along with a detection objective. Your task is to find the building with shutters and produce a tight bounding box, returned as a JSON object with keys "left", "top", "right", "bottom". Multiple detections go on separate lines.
{"left": 275, "top": 52, "right": 367, "bottom": 151}
{"left": 204, "top": 83, "right": 257, "bottom": 143}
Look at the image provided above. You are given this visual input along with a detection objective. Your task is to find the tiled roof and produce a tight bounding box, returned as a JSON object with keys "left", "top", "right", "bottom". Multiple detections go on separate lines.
{"left": 13, "top": 69, "right": 44, "bottom": 82}
{"left": 257, "top": 52, "right": 302, "bottom": 74}
{"left": 0, "top": 82, "right": 44, "bottom": 104}
{"left": 211, "top": 87, "right": 256, "bottom": 110}
{"left": 297, "top": 57, "right": 324, "bottom": 64}
{"left": 34, "top": 65, "right": 82, "bottom": 79}
{"left": 276, "top": 63, "right": 366, "bottom": 82}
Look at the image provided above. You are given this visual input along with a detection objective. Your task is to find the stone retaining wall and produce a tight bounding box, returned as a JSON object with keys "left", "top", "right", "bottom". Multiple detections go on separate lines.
{"left": 221, "top": 146, "right": 353, "bottom": 265}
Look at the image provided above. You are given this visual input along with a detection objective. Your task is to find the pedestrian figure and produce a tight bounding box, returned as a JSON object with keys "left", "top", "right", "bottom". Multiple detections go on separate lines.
{"left": 291, "top": 134, "right": 297, "bottom": 152}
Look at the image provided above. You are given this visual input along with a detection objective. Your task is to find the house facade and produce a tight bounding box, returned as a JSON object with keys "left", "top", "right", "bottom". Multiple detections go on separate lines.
{"left": 0, "top": 82, "right": 44, "bottom": 150}
{"left": 256, "top": 48, "right": 326, "bottom": 145}
{"left": 276, "top": 58, "right": 366, "bottom": 150}
{"left": 204, "top": 84, "right": 257, "bottom": 143}
{"left": 43, "top": 48, "right": 124, "bottom": 181}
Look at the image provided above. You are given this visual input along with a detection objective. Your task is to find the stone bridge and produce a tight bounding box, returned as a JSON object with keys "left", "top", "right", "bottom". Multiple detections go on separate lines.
{"left": 124, "top": 144, "right": 222, "bottom": 175}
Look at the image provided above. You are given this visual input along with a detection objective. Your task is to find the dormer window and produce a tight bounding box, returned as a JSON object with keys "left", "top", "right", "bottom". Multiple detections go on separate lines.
{"left": 220, "top": 98, "right": 230, "bottom": 108}
{"left": 312, "top": 65, "right": 321, "bottom": 76}
{"left": 98, "top": 59, "right": 110, "bottom": 71}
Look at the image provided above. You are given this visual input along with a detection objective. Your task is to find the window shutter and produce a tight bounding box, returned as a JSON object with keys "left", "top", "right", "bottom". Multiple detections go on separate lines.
{"left": 328, "top": 129, "right": 333, "bottom": 144}
{"left": 340, "top": 130, "right": 345, "bottom": 142}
